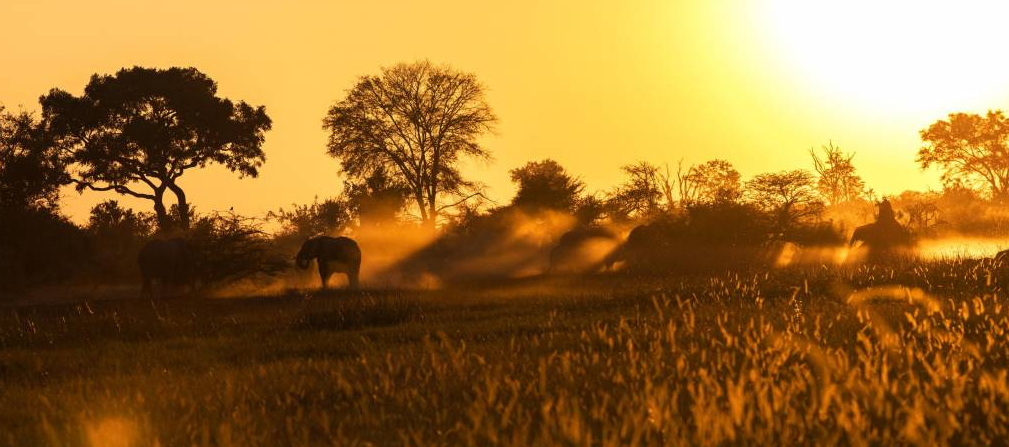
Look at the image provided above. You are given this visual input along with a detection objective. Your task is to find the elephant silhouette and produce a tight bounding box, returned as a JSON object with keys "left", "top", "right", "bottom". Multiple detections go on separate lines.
{"left": 602, "top": 221, "right": 676, "bottom": 272}
{"left": 547, "top": 225, "right": 618, "bottom": 274}
{"left": 848, "top": 200, "right": 914, "bottom": 262}
{"left": 138, "top": 237, "right": 192, "bottom": 296}
{"left": 296, "top": 236, "right": 362, "bottom": 289}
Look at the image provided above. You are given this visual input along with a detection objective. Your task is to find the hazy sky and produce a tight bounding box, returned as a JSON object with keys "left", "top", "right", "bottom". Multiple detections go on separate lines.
{"left": 4, "top": 0, "right": 1009, "bottom": 223}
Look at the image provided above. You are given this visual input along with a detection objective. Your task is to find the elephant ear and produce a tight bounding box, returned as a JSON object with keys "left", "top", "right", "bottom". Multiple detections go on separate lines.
{"left": 301, "top": 237, "right": 319, "bottom": 259}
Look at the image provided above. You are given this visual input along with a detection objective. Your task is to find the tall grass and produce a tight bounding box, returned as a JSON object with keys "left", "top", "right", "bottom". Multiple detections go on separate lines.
{"left": 2, "top": 257, "right": 1009, "bottom": 445}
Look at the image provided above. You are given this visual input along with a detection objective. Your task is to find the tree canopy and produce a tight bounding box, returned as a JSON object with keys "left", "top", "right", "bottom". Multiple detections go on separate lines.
{"left": 344, "top": 166, "right": 409, "bottom": 227}
{"left": 745, "top": 170, "right": 824, "bottom": 229}
{"left": 509, "top": 159, "right": 585, "bottom": 212}
{"left": 918, "top": 111, "right": 1009, "bottom": 200}
{"left": 323, "top": 61, "right": 497, "bottom": 229}
{"left": 40, "top": 66, "right": 271, "bottom": 230}
{"left": 605, "top": 161, "right": 671, "bottom": 222}
{"left": 678, "top": 159, "right": 742, "bottom": 205}
{"left": 0, "top": 107, "right": 67, "bottom": 211}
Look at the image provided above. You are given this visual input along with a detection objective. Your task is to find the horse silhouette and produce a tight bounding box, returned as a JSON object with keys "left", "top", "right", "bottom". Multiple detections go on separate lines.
{"left": 848, "top": 200, "right": 914, "bottom": 262}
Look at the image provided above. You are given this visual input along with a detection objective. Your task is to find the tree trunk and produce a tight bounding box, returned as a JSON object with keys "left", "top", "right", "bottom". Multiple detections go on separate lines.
{"left": 425, "top": 205, "right": 438, "bottom": 232}
{"left": 153, "top": 188, "right": 170, "bottom": 232}
{"left": 167, "top": 183, "right": 190, "bottom": 230}
{"left": 778, "top": 204, "right": 792, "bottom": 230}
{"left": 414, "top": 192, "right": 429, "bottom": 227}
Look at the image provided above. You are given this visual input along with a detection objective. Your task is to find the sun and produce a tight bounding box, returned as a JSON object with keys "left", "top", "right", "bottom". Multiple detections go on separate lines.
{"left": 759, "top": 0, "right": 1009, "bottom": 116}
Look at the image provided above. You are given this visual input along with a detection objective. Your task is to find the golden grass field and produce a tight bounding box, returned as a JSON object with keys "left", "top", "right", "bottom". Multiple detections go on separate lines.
{"left": 3, "top": 257, "right": 1009, "bottom": 446}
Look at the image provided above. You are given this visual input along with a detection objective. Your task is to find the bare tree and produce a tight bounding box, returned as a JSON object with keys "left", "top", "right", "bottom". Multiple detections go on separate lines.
{"left": 606, "top": 161, "right": 665, "bottom": 221}
{"left": 658, "top": 163, "right": 676, "bottom": 211}
{"left": 323, "top": 61, "right": 498, "bottom": 229}
{"left": 809, "top": 141, "right": 865, "bottom": 205}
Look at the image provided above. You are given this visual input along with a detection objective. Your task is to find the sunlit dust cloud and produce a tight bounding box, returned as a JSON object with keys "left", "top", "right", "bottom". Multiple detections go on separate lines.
{"left": 85, "top": 416, "right": 141, "bottom": 447}
{"left": 380, "top": 209, "right": 592, "bottom": 285}
{"left": 917, "top": 237, "right": 1009, "bottom": 260}
{"left": 774, "top": 242, "right": 852, "bottom": 268}
{"left": 209, "top": 220, "right": 439, "bottom": 297}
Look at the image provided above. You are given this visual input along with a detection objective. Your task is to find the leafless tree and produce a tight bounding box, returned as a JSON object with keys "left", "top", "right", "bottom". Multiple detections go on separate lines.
{"left": 809, "top": 141, "right": 865, "bottom": 205}
{"left": 323, "top": 61, "right": 498, "bottom": 229}
{"left": 606, "top": 161, "right": 665, "bottom": 221}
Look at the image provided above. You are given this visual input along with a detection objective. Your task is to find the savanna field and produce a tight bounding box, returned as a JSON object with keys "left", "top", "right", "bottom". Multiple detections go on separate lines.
{"left": 4, "top": 256, "right": 1009, "bottom": 447}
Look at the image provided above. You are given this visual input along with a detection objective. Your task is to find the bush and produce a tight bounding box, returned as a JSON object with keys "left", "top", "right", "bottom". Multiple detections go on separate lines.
{"left": 188, "top": 211, "right": 289, "bottom": 287}
{"left": 612, "top": 202, "right": 843, "bottom": 273}
{"left": 0, "top": 207, "right": 90, "bottom": 294}
{"left": 86, "top": 200, "right": 156, "bottom": 283}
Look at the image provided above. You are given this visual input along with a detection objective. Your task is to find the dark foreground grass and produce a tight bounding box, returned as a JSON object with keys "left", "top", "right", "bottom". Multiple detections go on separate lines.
{"left": 2, "top": 258, "right": 1009, "bottom": 446}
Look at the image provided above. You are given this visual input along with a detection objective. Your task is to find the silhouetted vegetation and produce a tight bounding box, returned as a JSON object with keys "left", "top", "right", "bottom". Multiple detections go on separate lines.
{"left": 40, "top": 66, "right": 271, "bottom": 231}
{"left": 604, "top": 161, "right": 672, "bottom": 222}
{"left": 10, "top": 58, "right": 1009, "bottom": 446}
{"left": 87, "top": 200, "right": 156, "bottom": 283}
{"left": 322, "top": 60, "right": 497, "bottom": 229}
{"left": 810, "top": 141, "right": 866, "bottom": 205}
{"left": 188, "top": 211, "right": 288, "bottom": 287}
{"left": 269, "top": 197, "right": 353, "bottom": 253}
{"left": 677, "top": 159, "right": 742, "bottom": 205}
{"left": 9, "top": 61, "right": 1009, "bottom": 297}
{"left": 919, "top": 111, "right": 1009, "bottom": 201}
{"left": 0, "top": 107, "right": 83, "bottom": 293}
{"left": 509, "top": 159, "right": 585, "bottom": 213}
{"left": 745, "top": 169, "right": 825, "bottom": 230}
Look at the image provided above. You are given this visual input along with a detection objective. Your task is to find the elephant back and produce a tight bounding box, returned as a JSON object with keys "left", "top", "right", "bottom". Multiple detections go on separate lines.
{"left": 310, "top": 236, "right": 362, "bottom": 265}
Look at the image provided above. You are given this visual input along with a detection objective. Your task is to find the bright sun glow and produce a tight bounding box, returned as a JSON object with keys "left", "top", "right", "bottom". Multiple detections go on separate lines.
{"left": 761, "top": 1, "right": 1009, "bottom": 115}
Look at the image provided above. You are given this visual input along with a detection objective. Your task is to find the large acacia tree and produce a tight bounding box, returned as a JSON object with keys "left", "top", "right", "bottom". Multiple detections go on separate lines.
{"left": 41, "top": 66, "right": 272, "bottom": 230}
{"left": 745, "top": 170, "right": 824, "bottom": 229}
{"left": 919, "top": 111, "right": 1009, "bottom": 199}
{"left": 323, "top": 61, "right": 497, "bottom": 229}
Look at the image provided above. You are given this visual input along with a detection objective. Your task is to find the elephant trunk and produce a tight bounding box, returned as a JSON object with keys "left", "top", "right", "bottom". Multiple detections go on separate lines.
{"left": 296, "top": 256, "right": 311, "bottom": 269}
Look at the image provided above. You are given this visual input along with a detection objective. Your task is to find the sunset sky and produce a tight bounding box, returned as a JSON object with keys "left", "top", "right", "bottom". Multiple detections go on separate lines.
{"left": 4, "top": 0, "right": 1009, "bottom": 223}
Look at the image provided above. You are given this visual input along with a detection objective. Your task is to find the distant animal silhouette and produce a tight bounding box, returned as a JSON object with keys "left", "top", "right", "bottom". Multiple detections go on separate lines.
{"left": 138, "top": 237, "right": 192, "bottom": 296}
{"left": 848, "top": 200, "right": 914, "bottom": 262}
{"left": 603, "top": 221, "right": 676, "bottom": 271}
{"left": 547, "top": 225, "right": 618, "bottom": 274}
{"left": 296, "top": 236, "right": 362, "bottom": 289}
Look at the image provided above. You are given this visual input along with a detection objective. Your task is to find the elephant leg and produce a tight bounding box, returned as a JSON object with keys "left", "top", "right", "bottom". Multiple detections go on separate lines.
{"left": 142, "top": 276, "right": 153, "bottom": 295}
{"left": 318, "top": 262, "right": 332, "bottom": 289}
{"left": 347, "top": 266, "right": 360, "bottom": 290}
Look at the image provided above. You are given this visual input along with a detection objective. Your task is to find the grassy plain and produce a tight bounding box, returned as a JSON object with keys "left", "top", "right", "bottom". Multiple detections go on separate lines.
{"left": 2, "top": 258, "right": 1009, "bottom": 446}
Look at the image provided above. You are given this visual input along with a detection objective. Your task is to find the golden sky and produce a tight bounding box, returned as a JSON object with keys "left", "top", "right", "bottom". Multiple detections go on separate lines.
{"left": 4, "top": 0, "right": 1009, "bottom": 223}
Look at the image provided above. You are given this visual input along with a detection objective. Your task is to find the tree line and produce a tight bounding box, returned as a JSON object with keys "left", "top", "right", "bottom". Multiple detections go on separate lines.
{"left": 4, "top": 61, "right": 1009, "bottom": 292}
